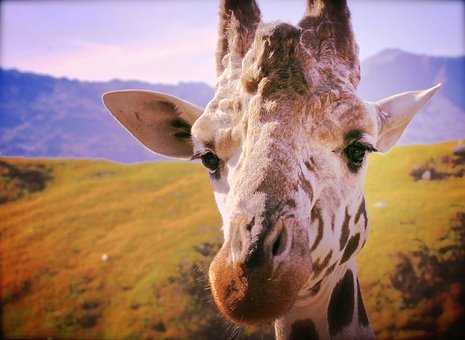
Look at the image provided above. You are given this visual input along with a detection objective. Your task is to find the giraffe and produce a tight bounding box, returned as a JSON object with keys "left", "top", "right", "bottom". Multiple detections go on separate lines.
{"left": 102, "top": 1, "right": 440, "bottom": 339}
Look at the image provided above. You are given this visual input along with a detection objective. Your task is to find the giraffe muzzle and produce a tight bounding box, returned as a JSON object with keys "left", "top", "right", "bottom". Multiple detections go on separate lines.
{"left": 208, "top": 216, "right": 312, "bottom": 325}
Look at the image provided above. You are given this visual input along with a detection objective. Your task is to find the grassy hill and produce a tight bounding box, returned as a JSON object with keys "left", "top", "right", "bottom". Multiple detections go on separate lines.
{"left": 1, "top": 141, "right": 465, "bottom": 339}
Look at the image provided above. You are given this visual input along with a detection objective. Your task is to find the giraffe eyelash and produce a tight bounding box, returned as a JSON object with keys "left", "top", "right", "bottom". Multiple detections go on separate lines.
{"left": 350, "top": 141, "right": 377, "bottom": 153}
{"left": 333, "top": 139, "right": 378, "bottom": 154}
{"left": 191, "top": 152, "right": 203, "bottom": 161}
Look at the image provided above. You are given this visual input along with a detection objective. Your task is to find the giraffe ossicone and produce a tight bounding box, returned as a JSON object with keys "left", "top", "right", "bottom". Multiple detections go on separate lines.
{"left": 103, "top": 1, "right": 440, "bottom": 339}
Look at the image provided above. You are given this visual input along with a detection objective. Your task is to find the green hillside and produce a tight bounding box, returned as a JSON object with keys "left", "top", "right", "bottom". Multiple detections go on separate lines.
{"left": 1, "top": 141, "right": 464, "bottom": 339}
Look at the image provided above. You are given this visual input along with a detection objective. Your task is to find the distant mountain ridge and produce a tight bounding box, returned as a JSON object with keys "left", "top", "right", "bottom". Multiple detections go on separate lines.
{"left": 359, "top": 49, "right": 464, "bottom": 108}
{"left": 0, "top": 70, "right": 213, "bottom": 162}
{"left": 1, "top": 49, "right": 464, "bottom": 162}
{"left": 358, "top": 49, "right": 465, "bottom": 145}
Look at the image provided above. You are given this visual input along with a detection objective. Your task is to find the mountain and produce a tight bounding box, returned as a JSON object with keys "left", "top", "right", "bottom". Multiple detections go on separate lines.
{"left": 0, "top": 49, "right": 464, "bottom": 162}
{"left": 358, "top": 49, "right": 465, "bottom": 144}
{"left": 0, "top": 70, "right": 214, "bottom": 163}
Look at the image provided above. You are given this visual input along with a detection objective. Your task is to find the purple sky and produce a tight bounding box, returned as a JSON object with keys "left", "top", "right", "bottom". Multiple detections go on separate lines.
{"left": 1, "top": 0, "right": 464, "bottom": 85}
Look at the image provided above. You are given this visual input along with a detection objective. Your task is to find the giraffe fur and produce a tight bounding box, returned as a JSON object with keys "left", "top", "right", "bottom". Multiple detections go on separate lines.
{"left": 102, "top": 1, "right": 441, "bottom": 338}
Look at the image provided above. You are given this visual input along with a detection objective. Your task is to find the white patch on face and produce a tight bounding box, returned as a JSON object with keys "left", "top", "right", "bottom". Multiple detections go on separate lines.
{"left": 213, "top": 190, "right": 229, "bottom": 240}
{"left": 294, "top": 186, "right": 312, "bottom": 227}
{"left": 210, "top": 147, "right": 267, "bottom": 243}
{"left": 211, "top": 160, "right": 233, "bottom": 240}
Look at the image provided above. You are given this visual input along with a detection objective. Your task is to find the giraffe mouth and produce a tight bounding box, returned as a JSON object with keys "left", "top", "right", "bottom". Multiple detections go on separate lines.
{"left": 208, "top": 243, "right": 311, "bottom": 325}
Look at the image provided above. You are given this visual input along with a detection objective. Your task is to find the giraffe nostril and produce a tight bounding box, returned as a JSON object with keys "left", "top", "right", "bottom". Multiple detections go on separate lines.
{"left": 272, "top": 227, "right": 287, "bottom": 257}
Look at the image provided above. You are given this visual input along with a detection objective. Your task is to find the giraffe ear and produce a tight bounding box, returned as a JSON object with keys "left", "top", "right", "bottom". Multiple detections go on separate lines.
{"left": 102, "top": 90, "right": 203, "bottom": 159}
{"left": 374, "top": 84, "right": 442, "bottom": 152}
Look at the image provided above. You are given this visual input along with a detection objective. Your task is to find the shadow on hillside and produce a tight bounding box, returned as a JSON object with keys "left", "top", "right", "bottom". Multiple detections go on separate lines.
{"left": 410, "top": 149, "right": 465, "bottom": 181}
{"left": 390, "top": 212, "right": 465, "bottom": 339}
{"left": 0, "top": 159, "right": 52, "bottom": 204}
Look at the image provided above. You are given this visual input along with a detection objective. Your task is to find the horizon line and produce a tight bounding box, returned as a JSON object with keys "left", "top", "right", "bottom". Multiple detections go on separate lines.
{"left": 2, "top": 48, "right": 464, "bottom": 87}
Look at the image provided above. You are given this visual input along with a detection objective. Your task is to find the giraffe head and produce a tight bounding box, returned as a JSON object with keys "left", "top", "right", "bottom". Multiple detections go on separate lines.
{"left": 103, "top": 0, "right": 440, "bottom": 326}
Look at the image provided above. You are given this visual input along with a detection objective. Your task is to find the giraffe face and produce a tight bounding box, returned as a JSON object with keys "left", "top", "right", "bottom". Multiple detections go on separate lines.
{"left": 102, "top": 0, "right": 440, "bottom": 330}
{"left": 190, "top": 22, "right": 378, "bottom": 324}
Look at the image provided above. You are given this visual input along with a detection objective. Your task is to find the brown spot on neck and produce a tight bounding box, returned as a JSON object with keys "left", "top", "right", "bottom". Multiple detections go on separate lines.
{"left": 313, "top": 250, "right": 333, "bottom": 278}
{"left": 310, "top": 205, "right": 324, "bottom": 251}
{"left": 340, "top": 232, "right": 360, "bottom": 265}
{"left": 357, "top": 279, "right": 370, "bottom": 327}
{"left": 339, "top": 207, "right": 351, "bottom": 250}
{"left": 327, "top": 269, "right": 355, "bottom": 337}
{"left": 354, "top": 198, "right": 367, "bottom": 229}
{"left": 290, "top": 319, "right": 319, "bottom": 340}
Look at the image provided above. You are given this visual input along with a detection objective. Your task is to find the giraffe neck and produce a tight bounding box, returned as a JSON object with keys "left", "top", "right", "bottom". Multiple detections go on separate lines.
{"left": 274, "top": 260, "right": 374, "bottom": 340}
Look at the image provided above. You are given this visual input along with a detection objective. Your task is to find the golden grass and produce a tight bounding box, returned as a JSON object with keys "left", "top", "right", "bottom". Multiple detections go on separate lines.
{"left": 1, "top": 141, "right": 464, "bottom": 339}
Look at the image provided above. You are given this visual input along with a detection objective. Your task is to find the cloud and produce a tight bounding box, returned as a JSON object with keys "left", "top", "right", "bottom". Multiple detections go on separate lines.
{"left": 4, "top": 27, "right": 218, "bottom": 85}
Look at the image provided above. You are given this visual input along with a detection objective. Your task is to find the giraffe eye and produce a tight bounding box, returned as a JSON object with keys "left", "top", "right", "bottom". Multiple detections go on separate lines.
{"left": 201, "top": 151, "right": 220, "bottom": 173}
{"left": 344, "top": 141, "right": 376, "bottom": 172}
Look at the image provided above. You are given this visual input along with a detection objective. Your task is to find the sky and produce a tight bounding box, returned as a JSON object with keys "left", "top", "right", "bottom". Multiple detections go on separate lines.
{"left": 1, "top": 0, "right": 464, "bottom": 85}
